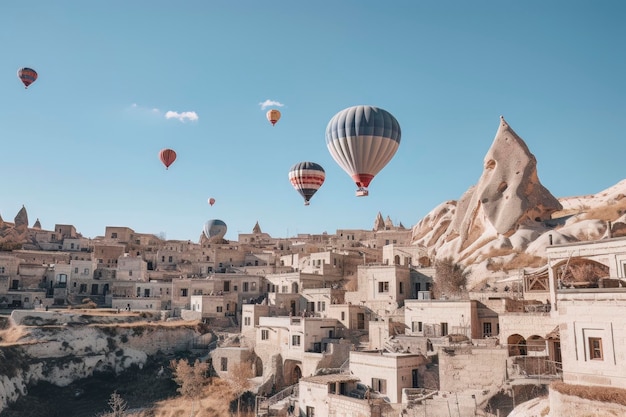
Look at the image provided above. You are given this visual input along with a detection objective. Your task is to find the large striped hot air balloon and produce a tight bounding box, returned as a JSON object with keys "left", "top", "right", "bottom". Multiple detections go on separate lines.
{"left": 288, "top": 162, "right": 325, "bottom": 206}
{"left": 17, "top": 67, "right": 38, "bottom": 89}
{"left": 159, "top": 148, "right": 177, "bottom": 170}
{"left": 266, "top": 109, "right": 281, "bottom": 126}
{"left": 325, "top": 105, "right": 401, "bottom": 196}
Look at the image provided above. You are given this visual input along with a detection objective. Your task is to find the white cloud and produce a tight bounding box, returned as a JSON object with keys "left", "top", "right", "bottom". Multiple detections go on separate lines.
{"left": 165, "top": 111, "right": 199, "bottom": 122}
{"left": 259, "top": 99, "right": 285, "bottom": 110}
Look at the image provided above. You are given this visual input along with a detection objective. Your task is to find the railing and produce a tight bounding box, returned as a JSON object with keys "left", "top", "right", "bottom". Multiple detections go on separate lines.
{"left": 259, "top": 383, "right": 298, "bottom": 412}
{"left": 339, "top": 357, "right": 350, "bottom": 374}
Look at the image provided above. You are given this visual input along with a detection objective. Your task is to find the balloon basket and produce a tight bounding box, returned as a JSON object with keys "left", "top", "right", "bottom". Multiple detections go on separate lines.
{"left": 356, "top": 188, "right": 369, "bottom": 197}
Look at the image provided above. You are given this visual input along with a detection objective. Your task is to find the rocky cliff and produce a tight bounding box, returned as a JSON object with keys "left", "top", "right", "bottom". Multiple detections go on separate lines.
{"left": 0, "top": 310, "right": 206, "bottom": 413}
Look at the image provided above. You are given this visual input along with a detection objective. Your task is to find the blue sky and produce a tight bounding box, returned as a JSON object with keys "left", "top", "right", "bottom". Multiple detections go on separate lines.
{"left": 1, "top": 1, "right": 624, "bottom": 242}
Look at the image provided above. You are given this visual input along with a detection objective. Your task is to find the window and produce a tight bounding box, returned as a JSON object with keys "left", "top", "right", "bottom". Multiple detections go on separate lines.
{"left": 441, "top": 322, "right": 448, "bottom": 337}
{"left": 282, "top": 285, "right": 288, "bottom": 293}
{"left": 589, "top": 337, "right": 603, "bottom": 360}
{"left": 412, "top": 321, "right": 423, "bottom": 332}
{"left": 168, "top": 256, "right": 173, "bottom": 262}
{"left": 111, "top": 233, "right": 118, "bottom": 238}
{"left": 372, "top": 378, "right": 387, "bottom": 394}
{"left": 224, "top": 281, "right": 230, "bottom": 292}
{"left": 378, "top": 282, "right": 389, "bottom": 293}
{"left": 221, "top": 357, "right": 228, "bottom": 372}
{"left": 251, "top": 282, "right": 256, "bottom": 291}
{"left": 243, "top": 282, "right": 249, "bottom": 292}
{"left": 74, "top": 267, "right": 79, "bottom": 273}
{"left": 129, "top": 270, "right": 133, "bottom": 277}
{"left": 292, "top": 335, "right": 301, "bottom": 346}
{"left": 483, "top": 322, "right": 492, "bottom": 337}
{"left": 217, "top": 306, "right": 223, "bottom": 313}
{"left": 244, "top": 317, "right": 251, "bottom": 326}
{"left": 306, "top": 406, "right": 315, "bottom": 417}
{"left": 181, "top": 288, "right": 188, "bottom": 297}
{"left": 261, "top": 329, "right": 269, "bottom": 340}
{"left": 399, "top": 282, "right": 404, "bottom": 294}
{"left": 341, "top": 312, "right": 345, "bottom": 321}
{"left": 317, "top": 301, "right": 325, "bottom": 311}
{"left": 0, "top": 267, "right": 5, "bottom": 274}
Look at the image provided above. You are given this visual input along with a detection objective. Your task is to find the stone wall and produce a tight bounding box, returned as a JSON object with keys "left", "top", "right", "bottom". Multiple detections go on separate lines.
{"left": 549, "top": 389, "right": 626, "bottom": 416}
{"left": 438, "top": 347, "right": 508, "bottom": 392}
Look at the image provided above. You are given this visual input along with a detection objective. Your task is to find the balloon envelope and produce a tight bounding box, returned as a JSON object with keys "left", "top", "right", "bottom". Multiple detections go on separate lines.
{"left": 203, "top": 219, "right": 227, "bottom": 241}
{"left": 208, "top": 198, "right": 216, "bottom": 206}
{"left": 325, "top": 105, "right": 401, "bottom": 196}
{"left": 17, "top": 67, "right": 38, "bottom": 89}
{"left": 266, "top": 109, "right": 281, "bottom": 126}
{"left": 288, "top": 162, "right": 325, "bottom": 205}
{"left": 159, "top": 148, "right": 177, "bottom": 170}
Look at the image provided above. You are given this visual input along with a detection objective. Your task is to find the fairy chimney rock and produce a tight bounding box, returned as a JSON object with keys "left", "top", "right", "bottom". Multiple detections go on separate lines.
{"left": 14, "top": 205, "right": 29, "bottom": 229}
{"left": 451, "top": 116, "right": 562, "bottom": 240}
{"left": 374, "top": 212, "right": 385, "bottom": 231}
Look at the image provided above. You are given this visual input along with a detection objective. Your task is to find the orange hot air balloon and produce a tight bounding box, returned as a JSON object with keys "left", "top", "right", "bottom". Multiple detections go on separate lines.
{"left": 159, "top": 148, "right": 177, "bottom": 170}
{"left": 266, "top": 109, "right": 281, "bottom": 126}
{"left": 208, "top": 197, "right": 216, "bottom": 206}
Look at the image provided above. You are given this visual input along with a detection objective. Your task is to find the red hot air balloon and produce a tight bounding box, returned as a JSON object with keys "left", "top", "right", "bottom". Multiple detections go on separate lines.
{"left": 266, "top": 109, "right": 281, "bottom": 126}
{"left": 17, "top": 67, "right": 38, "bottom": 89}
{"left": 159, "top": 148, "right": 177, "bottom": 170}
{"left": 289, "top": 162, "right": 325, "bottom": 205}
{"left": 208, "top": 197, "right": 216, "bottom": 206}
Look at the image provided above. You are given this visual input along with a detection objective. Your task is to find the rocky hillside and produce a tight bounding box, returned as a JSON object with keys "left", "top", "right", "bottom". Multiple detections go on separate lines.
{"left": 411, "top": 116, "right": 626, "bottom": 287}
{"left": 0, "top": 310, "right": 208, "bottom": 414}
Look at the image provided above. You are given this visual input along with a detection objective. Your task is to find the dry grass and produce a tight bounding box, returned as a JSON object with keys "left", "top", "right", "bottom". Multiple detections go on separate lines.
{"left": 130, "top": 379, "right": 240, "bottom": 417}
{"left": 581, "top": 198, "right": 626, "bottom": 221}
{"left": 551, "top": 381, "right": 626, "bottom": 406}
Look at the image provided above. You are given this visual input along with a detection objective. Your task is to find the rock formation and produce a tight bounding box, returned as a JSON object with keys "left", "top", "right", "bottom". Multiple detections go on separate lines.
{"left": 374, "top": 212, "right": 385, "bottom": 231}
{"left": 412, "top": 117, "right": 626, "bottom": 282}
{"left": 13, "top": 205, "right": 28, "bottom": 229}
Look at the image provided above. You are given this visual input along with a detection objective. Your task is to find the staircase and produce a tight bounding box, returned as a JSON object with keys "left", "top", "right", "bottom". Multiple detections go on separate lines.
{"left": 257, "top": 383, "right": 298, "bottom": 416}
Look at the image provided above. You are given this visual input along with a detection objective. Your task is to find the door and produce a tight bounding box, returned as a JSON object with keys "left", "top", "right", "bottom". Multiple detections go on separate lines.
{"left": 412, "top": 369, "right": 419, "bottom": 388}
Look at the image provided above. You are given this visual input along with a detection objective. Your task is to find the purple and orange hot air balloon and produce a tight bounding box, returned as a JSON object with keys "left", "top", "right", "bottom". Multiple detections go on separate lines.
{"left": 17, "top": 67, "right": 38, "bottom": 89}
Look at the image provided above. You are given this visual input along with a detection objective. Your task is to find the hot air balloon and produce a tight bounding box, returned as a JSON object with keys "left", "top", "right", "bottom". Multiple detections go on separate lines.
{"left": 288, "top": 162, "right": 325, "bottom": 206}
{"left": 208, "top": 197, "right": 216, "bottom": 206}
{"left": 325, "top": 105, "right": 401, "bottom": 197}
{"left": 159, "top": 148, "right": 177, "bottom": 170}
{"left": 266, "top": 109, "right": 281, "bottom": 126}
{"left": 203, "top": 219, "right": 227, "bottom": 241}
{"left": 17, "top": 67, "right": 38, "bottom": 89}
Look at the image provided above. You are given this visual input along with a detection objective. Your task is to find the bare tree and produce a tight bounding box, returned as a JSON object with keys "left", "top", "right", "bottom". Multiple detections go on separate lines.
{"left": 225, "top": 361, "right": 254, "bottom": 416}
{"left": 171, "top": 358, "right": 210, "bottom": 417}
{"left": 433, "top": 257, "right": 469, "bottom": 299}
{"left": 98, "top": 390, "right": 127, "bottom": 417}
